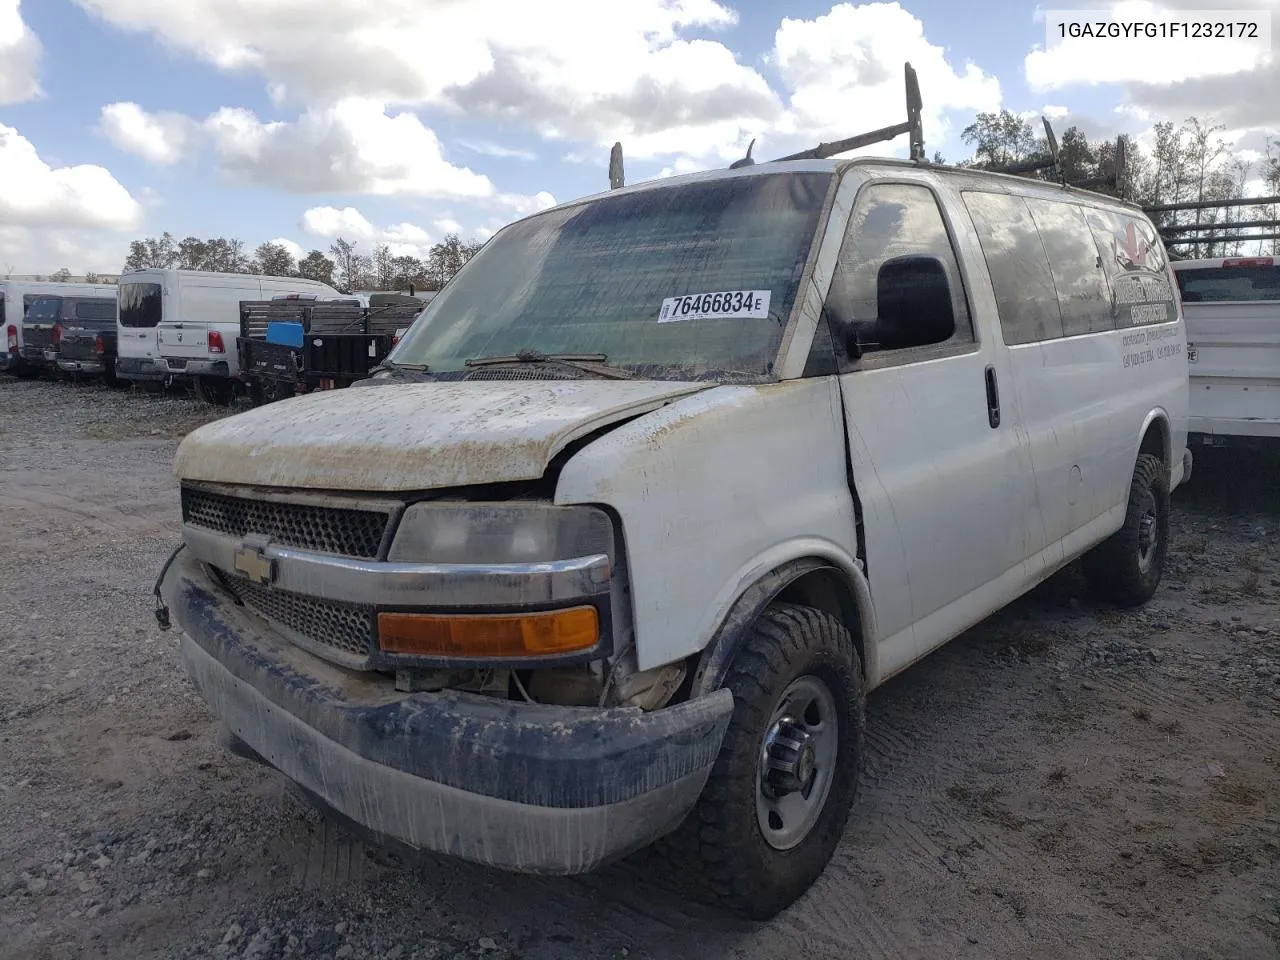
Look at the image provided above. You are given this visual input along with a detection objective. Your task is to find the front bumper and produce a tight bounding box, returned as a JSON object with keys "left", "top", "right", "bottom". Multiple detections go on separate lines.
{"left": 159, "top": 550, "right": 733, "bottom": 874}
{"left": 116, "top": 356, "right": 171, "bottom": 382}
{"left": 57, "top": 359, "right": 106, "bottom": 375}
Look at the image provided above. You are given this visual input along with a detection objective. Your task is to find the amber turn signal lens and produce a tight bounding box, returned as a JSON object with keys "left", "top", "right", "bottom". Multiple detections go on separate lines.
{"left": 378, "top": 606, "right": 599, "bottom": 658}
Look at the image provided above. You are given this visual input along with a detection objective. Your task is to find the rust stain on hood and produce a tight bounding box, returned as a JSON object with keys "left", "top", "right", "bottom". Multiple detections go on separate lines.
{"left": 172, "top": 379, "right": 708, "bottom": 491}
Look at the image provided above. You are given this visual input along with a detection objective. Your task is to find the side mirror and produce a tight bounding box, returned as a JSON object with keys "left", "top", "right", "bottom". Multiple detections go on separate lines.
{"left": 870, "top": 255, "right": 956, "bottom": 351}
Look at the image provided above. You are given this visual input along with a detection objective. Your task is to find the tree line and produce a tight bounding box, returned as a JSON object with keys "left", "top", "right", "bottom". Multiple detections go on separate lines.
{"left": 119, "top": 233, "right": 486, "bottom": 292}
{"left": 957, "top": 112, "right": 1280, "bottom": 258}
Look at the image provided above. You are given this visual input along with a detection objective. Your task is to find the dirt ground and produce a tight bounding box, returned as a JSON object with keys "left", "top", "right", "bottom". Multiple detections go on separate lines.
{"left": 1, "top": 375, "right": 1277, "bottom": 960}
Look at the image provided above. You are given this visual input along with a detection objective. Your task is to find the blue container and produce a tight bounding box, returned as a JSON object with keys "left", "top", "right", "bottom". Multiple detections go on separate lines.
{"left": 265, "top": 321, "right": 304, "bottom": 348}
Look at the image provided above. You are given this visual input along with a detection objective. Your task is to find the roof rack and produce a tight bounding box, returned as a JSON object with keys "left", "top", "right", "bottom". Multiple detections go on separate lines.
{"left": 609, "top": 142, "right": 625, "bottom": 190}
{"left": 1141, "top": 194, "right": 1280, "bottom": 248}
{"left": 759, "top": 62, "right": 925, "bottom": 165}
{"left": 984, "top": 118, "right": 1127, "bottom": 196}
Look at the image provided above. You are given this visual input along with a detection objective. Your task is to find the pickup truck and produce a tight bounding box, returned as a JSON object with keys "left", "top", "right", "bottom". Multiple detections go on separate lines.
{"left": 55, "top": 315, "right": 121, "bottom": 385}
{"left": 1172, "top": 256, "right": 1280, "bottom": 451}
{"left": 237, "top": 295, "right": 424, "bottom": 405}
{"left": 20, "top": 293, "right": 118, "bottom": 376}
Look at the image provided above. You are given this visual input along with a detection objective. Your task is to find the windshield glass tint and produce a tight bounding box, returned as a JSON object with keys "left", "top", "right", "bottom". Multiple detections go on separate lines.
{"left": 25, "top": 297, "right": 62, "bottom": 322}
{"left": 392, "top": 172, "right": 832, "bottom": 378}
{"left": 1176, "top": 265, "right": 1280, "bottom": 302}
{"left": 118, "top": 282, "right": 163, "bottom": 328}
{"left": 73, "top": 299, "right": 116, "bottom": 321}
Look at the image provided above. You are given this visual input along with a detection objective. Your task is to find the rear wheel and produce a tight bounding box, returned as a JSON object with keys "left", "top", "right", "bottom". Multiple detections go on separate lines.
{"left": 661, "top": 603, "right": 864, "bottom": 920}
{"left": 1082, "top": 453, "right": 1169, "bottom": 607}
{"left": 193, "top": 375, "right": 235, "bottom": 406}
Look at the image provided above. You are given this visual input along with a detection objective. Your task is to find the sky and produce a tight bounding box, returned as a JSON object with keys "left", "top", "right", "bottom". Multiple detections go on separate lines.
{"left": 0, "top": 0, "right": 1277, "bottom": 274}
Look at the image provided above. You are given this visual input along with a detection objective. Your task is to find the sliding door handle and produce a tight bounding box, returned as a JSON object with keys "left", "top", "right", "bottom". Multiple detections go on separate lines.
{"left": 984, "top": 364, "right": 1001, "bottom": 429}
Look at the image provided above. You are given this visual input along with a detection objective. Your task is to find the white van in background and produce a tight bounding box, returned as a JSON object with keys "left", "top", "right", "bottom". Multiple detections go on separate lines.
{"left": 1171, "top": 256, "right": 1280, "bottom": 451}
{"left": 2, "top": 280, "right": 117, "bottom": 376}
{"left": 116, "top": 270, "right": 342, "bottom": 403}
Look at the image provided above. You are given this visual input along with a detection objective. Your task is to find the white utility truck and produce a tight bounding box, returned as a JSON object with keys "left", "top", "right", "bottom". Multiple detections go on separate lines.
{"left": 1171, "top": 255, "right": 1279, "bottom": 451}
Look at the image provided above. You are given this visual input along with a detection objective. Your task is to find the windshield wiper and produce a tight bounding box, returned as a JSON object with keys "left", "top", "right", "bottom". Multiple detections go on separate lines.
{"left": 464, "top": 349, "right": 636, "bottom": 379}
{"left": 369, "top": 360, "right": 430, "bottom": 375}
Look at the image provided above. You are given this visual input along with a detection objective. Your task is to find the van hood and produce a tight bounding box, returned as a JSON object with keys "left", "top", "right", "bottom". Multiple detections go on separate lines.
{"left": 172, "top": 378, "right": 709, "bottom": 492}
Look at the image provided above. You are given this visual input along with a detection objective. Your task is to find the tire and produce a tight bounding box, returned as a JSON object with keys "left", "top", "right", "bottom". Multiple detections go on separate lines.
{"left": 252, "top": 379, "right": 294, "bottom": 406}
{"left": 1082, "top": 453, "right": 1169, "bottom": 607}
{"left": 193, "top": 375, "right": 234, "bottom": 406}
{"left": 661, "top": 602, "right": 865, "bottom": 921}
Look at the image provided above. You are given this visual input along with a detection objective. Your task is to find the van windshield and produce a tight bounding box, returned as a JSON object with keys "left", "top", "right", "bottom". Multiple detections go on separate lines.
{"left": 391, "top": 172, "right": 833, "bottom": 379}
{"left": 119, "top": 282, "right": 163, "bottom": 328}
{"left": 1177, "top": 264, "right": 1280, "bottom": 302}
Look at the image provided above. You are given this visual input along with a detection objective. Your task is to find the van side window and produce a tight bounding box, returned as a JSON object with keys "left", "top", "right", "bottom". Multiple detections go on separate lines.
{"left": 961, "top": 191, "right": 1064, "bottom": 344}
{"left": 1085, "top": 210, "right": 1177, "bottom": 326}
{"left": 1023, "top": 198, "right": 1114, "bottom": 336}
{"left": 826, "top": 183, "right": 973, "bottom": 363}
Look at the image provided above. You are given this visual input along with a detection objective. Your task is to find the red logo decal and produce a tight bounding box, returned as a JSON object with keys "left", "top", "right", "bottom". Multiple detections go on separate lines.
{"left": 1117, "top": 221, "right": 1149, "bottom": 268}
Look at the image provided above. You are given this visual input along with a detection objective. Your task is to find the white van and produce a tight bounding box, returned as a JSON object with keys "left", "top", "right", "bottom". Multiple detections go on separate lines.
{"left": 156, "top": 141, "right": 1190, "bottom": 919}
{"left": 116, "top": 270, "right": 342, "bottom": 402}
{"left": 1171, "top": 255, "right": 1279, "bottom": 450}
{"left": 1, "top": 280, "right": 117, "bottom": 376}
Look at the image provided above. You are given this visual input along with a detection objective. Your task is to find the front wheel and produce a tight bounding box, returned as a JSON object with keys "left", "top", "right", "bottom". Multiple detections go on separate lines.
{"left": 663, "top": 603, "right": 865, "bottom": 920}
{"left": 1082, "top": 453, "right": 1169, "bottom": 607}
{"left": 193, "top": 375, "right": 234, "bottom": 406}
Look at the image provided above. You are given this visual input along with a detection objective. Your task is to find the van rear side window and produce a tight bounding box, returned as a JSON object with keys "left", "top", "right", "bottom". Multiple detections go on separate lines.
{"left": 1176, "top": 265, "right": 1280, "bottom": 302}
{"left": 119, "top": 283, "right": 162, "bottom": 328}
{"left": 961, "top": 191, "right": 1063, "bottom": 345}
{"left": 1022, "top": 198, "right": 1113, "bottom": 337}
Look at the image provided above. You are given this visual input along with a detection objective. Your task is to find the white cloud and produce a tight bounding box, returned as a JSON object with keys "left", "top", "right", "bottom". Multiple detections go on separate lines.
{"left": 205, "top": 99, "right": 498, "bottom": 201}
{"left": 301, "top": 205, "right": 376, "bottom": 239}
{"left": 268, "top": 236, "right": 307, "bottom": 261}
{"left": 0, "top": 0, "right": 41, "bottom": 104}
{"left": 0, "top": 124, "right": 143, "bottom": 230}
{"left": 72, "top": 0, "right": 777, "bottom": 159}
{"left": 769, "top": 3, "right": 1001, "bottom": 153}
{"left": 298, "top": 206, "right": 436, "bottom": 259}
{"left": 99, "top": 102, "right": 197, "bottom": 165}
{"left": 457, "top": 139, "right": 537, "bottom": 161}
{"left": 1027, "top": 1, "right": 1273, "bottom": 92}
{"left": 294, "top": 204, "right": 507, "bottom": 260}
{"left": 0, "top": 226, "right": 130, "bottom": 275}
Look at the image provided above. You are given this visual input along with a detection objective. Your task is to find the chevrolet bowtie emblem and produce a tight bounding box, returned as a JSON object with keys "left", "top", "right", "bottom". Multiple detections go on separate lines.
{"left": 233, "top": 546, "right": 276, "bottom": 585}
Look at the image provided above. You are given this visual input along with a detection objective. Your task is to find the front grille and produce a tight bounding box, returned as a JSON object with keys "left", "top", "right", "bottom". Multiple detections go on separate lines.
{"left": 183, "top": 488, "right": 390, "bottom": 558}
{"left": 223, "top": 573, "right": 375, "bottom": 661}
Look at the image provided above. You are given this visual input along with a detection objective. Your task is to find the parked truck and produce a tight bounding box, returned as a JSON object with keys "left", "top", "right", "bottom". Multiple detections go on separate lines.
{"left": 2, "top": 281, "right": 117, "bottom": 376}
{"left": 1170, "top": 255, "right": 1279, "bottom": 451}
{"left": 237, "top": 293, "right": 426, "bottom": 405}
{"left": 20, "top": 291, "right": 118, "bottom": 378}
{"left": 1145, "top": 196, "right": 1280, "bottom": 452}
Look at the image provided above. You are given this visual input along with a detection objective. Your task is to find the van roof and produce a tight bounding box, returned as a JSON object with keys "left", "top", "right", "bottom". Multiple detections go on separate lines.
{"left": 553, "top": 154, "right": 1147, "bottom": 220}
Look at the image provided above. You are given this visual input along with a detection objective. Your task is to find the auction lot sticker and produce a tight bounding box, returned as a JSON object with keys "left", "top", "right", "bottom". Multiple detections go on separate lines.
{"left": 658, "top": 290, "right": 771, "bottom": 323}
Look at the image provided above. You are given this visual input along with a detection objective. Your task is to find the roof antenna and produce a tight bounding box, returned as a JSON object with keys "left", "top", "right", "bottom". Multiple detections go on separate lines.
{"left": 609, "top": 142, "right": 625, "bottom": 190}
{"left": 729, "top": 138, "right": 756, "bottom": 169}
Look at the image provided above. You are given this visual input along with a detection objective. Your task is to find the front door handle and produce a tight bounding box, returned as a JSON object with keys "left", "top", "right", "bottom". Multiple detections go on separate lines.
{"left": 984, "top": 364, "right": 1001, "bottom": 429}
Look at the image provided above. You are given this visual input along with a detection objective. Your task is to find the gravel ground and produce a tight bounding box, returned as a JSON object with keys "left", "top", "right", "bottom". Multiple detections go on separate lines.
{"left": 1, "top": 375, "right": 1278, "bottom": 960}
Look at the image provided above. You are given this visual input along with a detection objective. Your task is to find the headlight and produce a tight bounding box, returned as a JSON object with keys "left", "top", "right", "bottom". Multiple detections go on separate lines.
{"left": 388, "top": 502, "right": 615, "bottom": 565}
